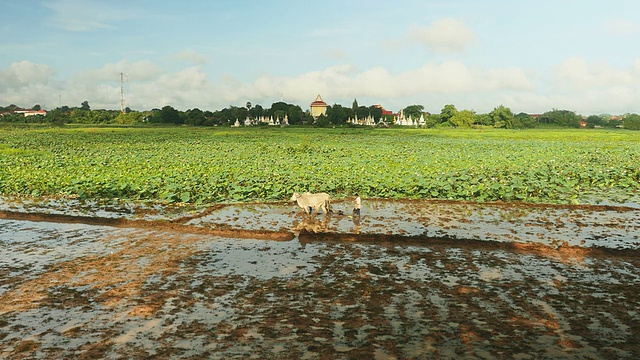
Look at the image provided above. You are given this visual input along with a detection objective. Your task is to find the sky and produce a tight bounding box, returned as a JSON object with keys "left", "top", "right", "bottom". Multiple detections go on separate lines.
{"left": 2, "top": 0, "right": 640, "bottom": 115}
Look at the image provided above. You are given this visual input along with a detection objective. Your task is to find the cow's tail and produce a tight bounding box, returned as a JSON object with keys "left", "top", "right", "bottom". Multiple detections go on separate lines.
{"left": 326, "top": 197, "right": 331, "bottom": 214}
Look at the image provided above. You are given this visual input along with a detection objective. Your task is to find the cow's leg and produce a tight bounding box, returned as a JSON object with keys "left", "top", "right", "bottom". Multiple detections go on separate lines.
{"left": 310, "top": 205, "right": 319, "bottom": 216}
{"left": 320, "top": 203, "right": 327, "bottom": 215}
{"left": 297, "top": 200, "right": 310, "bottom": 214}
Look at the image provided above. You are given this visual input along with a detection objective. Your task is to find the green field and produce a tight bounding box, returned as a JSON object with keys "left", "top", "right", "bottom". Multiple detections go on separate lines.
{"left": 1, "top": 126, "right": 639, "bottom": 205}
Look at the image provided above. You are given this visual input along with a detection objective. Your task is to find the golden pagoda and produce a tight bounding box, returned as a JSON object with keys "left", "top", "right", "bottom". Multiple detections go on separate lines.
{"left": 310, "top": 94, "right": 328, "bottom": 118}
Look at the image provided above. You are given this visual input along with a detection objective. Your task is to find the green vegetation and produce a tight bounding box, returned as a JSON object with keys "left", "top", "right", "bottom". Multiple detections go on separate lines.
{"left": 2, "top": 100, "right": 637, "bottom": 129}
{"left": 1, "top": 127, "right": 639, "bottom": 205}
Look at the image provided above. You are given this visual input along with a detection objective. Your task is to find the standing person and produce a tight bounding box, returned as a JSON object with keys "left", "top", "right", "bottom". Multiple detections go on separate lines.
{"left": 353, "top": 194, "right": 361, "bottom": 216}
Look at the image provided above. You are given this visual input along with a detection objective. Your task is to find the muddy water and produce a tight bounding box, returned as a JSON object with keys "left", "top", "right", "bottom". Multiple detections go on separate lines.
{"left": 1, "top": 198, "right": 639, "bottom": 359}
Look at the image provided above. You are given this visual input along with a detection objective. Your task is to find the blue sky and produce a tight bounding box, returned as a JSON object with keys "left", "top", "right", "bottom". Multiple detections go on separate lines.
{"left": 2, "top": 0, "right": 640, "bottom": 115}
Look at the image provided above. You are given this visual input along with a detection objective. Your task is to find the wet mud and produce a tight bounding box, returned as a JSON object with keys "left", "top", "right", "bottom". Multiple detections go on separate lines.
{"left": 1, "top": 198, "right": 639, "bottom": 359}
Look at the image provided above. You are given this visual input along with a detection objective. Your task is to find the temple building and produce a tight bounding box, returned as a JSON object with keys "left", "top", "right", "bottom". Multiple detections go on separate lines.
{"left": 394, "top": 109, "right": 427, "bottom": 127}
{"left": 310, "top": 94, "right": 328, "bottom": 118}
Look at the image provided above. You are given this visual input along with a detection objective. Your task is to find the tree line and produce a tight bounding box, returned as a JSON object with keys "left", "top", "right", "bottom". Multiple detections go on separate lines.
{"left": 1, "top": 100, "right": 639, "bottom": 130}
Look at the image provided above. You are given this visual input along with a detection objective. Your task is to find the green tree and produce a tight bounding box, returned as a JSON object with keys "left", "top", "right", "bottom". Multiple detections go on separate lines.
{"left": 623, "top": 113, "right": 640, "bottom": 130}
{"left": 70, "top": 109, "right": 90, "bottom": 123}
{"left": 475, "top": 113, "right": 493, "bottom": 126}
{"left": 439, "top": 104, "right": 458, "bottom": 124}
{"left": 404, "top": 104, "right": 425, "bottom": 120}
{"left": 80, "top": 100, "right": 90, "bottom": 111}
{"left": 212, "top": 108, "right": 232, "bottom": 125}
{"left": 513, "top": 112, "right": 537, "bottom": 128}
{"left": 249, "top": 104, "right": 264, "bottom": 119}
{"left": 368, "top": 105, "right": 382, "bottom": 123}
{"left": 489, "top": 105, "right": 515, "bottom": 128}
{"left": 585, "top": 115, "right": 606, "bottom": 128}
{"left": 154, "top": 105, "right": 181, "bottom": 124}
{"left": 269, "top": 101, "right": 289, "bottom": 117}
{"left": 91, "top": 110, "right": 118, "bottom": 123}
{"left": 539, "top": 109, "right": 581, "bottom": 128}
{"left": 287, "top": 105, "right": 304, "bottom": 125}
{"left": 115, "top": 111, "right": 142, "bottom": 125}
{"left": 424, "top": 113, "right": 441, "bottom": 127}
{"left": 234, "top": 106, "right": 248, "bottom": 122}
{"left": 45, "top": 107, "right": 71, "bottom": 125}
{"left": 356, "top": 106, "right": 369, "bottom": 120}
{"left": 326, "top": 104, "right": 347, "bottom": 125}
{"left": 273, "top": 110, "right": 286, "bottom": 121}
{"left": 185, "top": 108, "right": 206, "bottom": 125}
{"left": 302, "top": 111, "right": 314, "bottom": 124}
{"left": 215, "top": 106, "right": 247, "bottom": 125}
{"left": 316, "top": 114, "right": 330, "bottom": 127}
{"left": 4, "top": 104, "right": 20, "bottom": 112}
{"left": 352, "top": 99, "right": 358, "bottom": 114}
{"left": 450, "top": 109, "right": 476, "bottom": 127}
{"left": 32, "top": 104, "right": 42, "bottom": 111}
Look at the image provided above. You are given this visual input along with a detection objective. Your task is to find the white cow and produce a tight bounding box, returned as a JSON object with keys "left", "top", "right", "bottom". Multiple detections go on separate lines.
{"left": 290, "top": 192, "right": 331, "bottom": 215}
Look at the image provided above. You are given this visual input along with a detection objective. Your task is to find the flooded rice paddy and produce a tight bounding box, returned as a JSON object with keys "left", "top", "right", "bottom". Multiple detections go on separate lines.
{"left": 0, "top": 197, "right": 639, "bottom": 359}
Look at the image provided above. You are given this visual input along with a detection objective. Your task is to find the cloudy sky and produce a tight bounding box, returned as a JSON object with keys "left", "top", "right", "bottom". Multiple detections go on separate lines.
{"left": 2, "top": 0, "right": 640, "bottom": 115}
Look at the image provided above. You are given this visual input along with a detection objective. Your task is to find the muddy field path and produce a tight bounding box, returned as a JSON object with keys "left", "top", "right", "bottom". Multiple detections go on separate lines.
{"left": 1, "top": 198, "right": 639, "bottom": 359}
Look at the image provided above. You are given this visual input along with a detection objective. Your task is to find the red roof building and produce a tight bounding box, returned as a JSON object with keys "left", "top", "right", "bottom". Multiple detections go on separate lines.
{"left": 310, "top": 94, "right": 328, "bottom": 118}
{"left": 373, "top": 104, "right": 393, "bottom": 116}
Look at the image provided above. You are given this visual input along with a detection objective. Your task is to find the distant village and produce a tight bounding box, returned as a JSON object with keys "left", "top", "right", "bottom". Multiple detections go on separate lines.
{"left": 0, "top": 94, "right": 635, "bottom": 129}
{"left": 229, "top": 95, "right": 427, "bottom": 127}
{"left": 0, "top": 108, "right": 48, "bottom": 118}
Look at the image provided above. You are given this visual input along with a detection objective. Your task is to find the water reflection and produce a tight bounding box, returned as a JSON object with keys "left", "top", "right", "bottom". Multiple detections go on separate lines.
{"left": 291, "top": 213, "right": 331, "bottom": 235}
{"left": 1, "top": 219, "right": 638, "bottom": 359}
{"left": 351, "top": 212, "right": 361, "bottom": 234}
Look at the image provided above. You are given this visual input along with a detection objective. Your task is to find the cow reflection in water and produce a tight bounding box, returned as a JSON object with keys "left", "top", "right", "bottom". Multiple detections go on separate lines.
{"left": 291, "top": 213, "right": 332, "bottom": 236}
{"left": 289, "top": 192, "right": 361, "bottom": 236}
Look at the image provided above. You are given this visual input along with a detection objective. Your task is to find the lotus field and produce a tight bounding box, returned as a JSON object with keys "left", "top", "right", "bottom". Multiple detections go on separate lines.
{"left": 0, "top": 126, "right": 639, "bottom": 205}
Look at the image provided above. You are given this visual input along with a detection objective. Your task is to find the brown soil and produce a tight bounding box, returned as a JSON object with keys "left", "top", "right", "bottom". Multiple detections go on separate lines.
{"left": 0, "top": 198, "right": 639, "bottom": 359}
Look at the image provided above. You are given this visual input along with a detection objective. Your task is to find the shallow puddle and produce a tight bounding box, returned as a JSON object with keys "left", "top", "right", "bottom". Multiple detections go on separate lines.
{"left": 1, "top": 198, "right": 639, "bottom": 358}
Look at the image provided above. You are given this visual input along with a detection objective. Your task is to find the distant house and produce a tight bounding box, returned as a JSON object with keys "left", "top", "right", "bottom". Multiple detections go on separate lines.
{"left": 310, "top": 94, "right": 328, "bottom": 118}
{"left": 13, "top": 109, "right": 47, "bottom": 117}
{"left": 373, "top": 104, "right": 393, "bottom": 116}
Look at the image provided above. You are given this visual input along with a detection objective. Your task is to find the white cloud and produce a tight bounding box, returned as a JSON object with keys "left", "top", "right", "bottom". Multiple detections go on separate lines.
{"left": 44, "top": 0, "right": 125, "bottom": 31}
{"left": 0, "top": 61, "right": 54, "bottom": 89}
{"left": 545, "top": 57, "right": 640, "bottom": 114}
{"left": 113, "top": 61, "right": 530, "bottom": 111}
{"left": 0, "top": 61, "right": 62, "bottom": 108}
{"left": 3, "top": 57, "right": 639, "bottom": 115}
{"left": 172, "top": 50, "right": 210, "bottom": 66}
{"left": 634, "top": 59, "right": 640, "bottom": 74}
{"left": 409, "top": 18, "right": 476, "bottom": 54}
{"left": 78, "top": 60, "right": 163, "bottom": 82}
{"left": 131, "top": 67, "right": 213, "bottom": 109}
{"left": 218, "top": 61, "right": 534, "bottom": 112}
{"left": 555, "top": 57, "right": 636, "bottom": 88}
{"left": 482, "top": 67, "right": 535, "bottom": 91}
{"left": 399, "top": 62, "right": 474, "bottom": 94}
